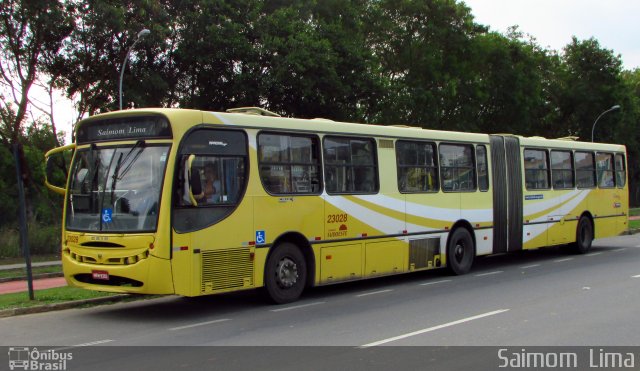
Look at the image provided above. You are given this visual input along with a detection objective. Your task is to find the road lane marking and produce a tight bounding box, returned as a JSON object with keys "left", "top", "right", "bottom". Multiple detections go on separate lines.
{"left": 520, "top": 264, "right": 540, "bottom": 269}
{"left": 475, "top": 271, "right": 503, "bottom": 277}
{"left": 54, "top": 340, "right": 114, "bottom": 352}
{"left": 554, "top": 258, "right": 574, "bottom": 263}
{"left": 360, "top": 309, "right": 510, "bottom": 347}
{"left": 419, "top": 279, "right": 452, "bottom": 286}
{"left": 632, "top": 275, "right": 640, "bottom": 278}
{"left": 72, "top": 339, "right": 114, "bottom": 347}
{"left": 585, "top": 252, "right": 602, "bottom": 257}
{"left": 169, "top": 318, "right": 231, "bottom": 331}
{"left": 613, "top": 248, "right": 627, "bottom": 252}
{"left": 270, "top": 302, "right": 325, "bottom": 312}
{"left": 356, "top": 289, "right": 392, "bottom": 297}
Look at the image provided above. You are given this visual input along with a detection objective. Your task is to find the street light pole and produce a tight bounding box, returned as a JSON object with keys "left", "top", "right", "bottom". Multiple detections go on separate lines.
{"left": 591, "top": 105, "right": 620, "bottom": 142}
{"left": 119, "top": 28, "right": 150, "bottom": 110}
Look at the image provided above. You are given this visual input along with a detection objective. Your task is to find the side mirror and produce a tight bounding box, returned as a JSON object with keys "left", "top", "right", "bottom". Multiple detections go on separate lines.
{"left": 44, "top": 143, "right": 75, "bottom": 196}
{"left": 187, "top": 155, "right": 202, "bottom": 206}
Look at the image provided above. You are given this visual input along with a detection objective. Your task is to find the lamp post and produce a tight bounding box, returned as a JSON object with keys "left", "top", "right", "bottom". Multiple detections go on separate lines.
{"left": 591, "top": 105, "right": 620, "bottom": 142}
{"left": 119, "top": 28, "right": 150, "bottom": 110}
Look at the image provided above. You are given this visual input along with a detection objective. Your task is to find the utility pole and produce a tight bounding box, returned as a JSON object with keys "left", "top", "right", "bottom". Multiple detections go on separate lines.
{"left": 14, "top": 144, "right": 34, "bottom": 300}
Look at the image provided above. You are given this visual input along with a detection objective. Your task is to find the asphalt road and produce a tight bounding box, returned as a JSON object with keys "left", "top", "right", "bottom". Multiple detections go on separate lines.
{"left": 2, "top": 234, "right": 639, "bottom": 369}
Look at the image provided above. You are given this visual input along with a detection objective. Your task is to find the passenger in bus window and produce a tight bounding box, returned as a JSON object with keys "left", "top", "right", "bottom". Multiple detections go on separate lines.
{"left": 202, "top": 163, "right": 221, "bottom": 203}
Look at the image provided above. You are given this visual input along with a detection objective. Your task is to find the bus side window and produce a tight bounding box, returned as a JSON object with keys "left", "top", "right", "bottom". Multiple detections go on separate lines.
{"left": 323, "top": 137, "right": 378, "bottom": 194}
{"left": 596, "top": 152, "right": 614, "bottom": 188}
{"left": 476, "top": 145, "right": 489, "bottom": 191}
{"left": 440, "top": 143, "right": 475, "bottom": 192}
{"left": 258, "top": 133, "right": 322, "bottom": 195}
{"left": 615, "top": 153, "right": 626, "bottom": 187}
{"left": 575, "top": 151, "right": 596, "bottom": 188}
{"left": 550, "top": 150, "right": 574, "bottom": 189}
{"left": 524, "top": 149, "right": 550, "bottom": 190}
{"left": 396, "top": 140, "right": 439, "bottom": 193}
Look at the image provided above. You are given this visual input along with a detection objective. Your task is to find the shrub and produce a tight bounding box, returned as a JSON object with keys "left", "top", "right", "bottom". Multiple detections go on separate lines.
{"left": 0, "top": 223, "right": 61, "bottom": 258}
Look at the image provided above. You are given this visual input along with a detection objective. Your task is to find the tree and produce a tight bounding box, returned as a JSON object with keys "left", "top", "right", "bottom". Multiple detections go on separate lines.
{"left": 554, "top": 37, "right": 625, "bottom": 140}
{"left": 620, "top": 69, "right": 640, "bottom": 206}
{"left": 47, "top": 0, "right": 174, "bottom": 118}
{"left": 470, "top": 28, "right": 561, "bottom": 136}
{"left": 0, "top": 0, "right": 73, "bottom": 145}
{"left": 258, "top": 0, "right": 382, "bottom": 120}
{"left": 170, "top": 0, "right": 265, "bottom": 111}
{"left": 364, "top": 0, "right": 484, "bottom": 129}
{"left": 0, "top": 0, "right": 74, "bottom": 185}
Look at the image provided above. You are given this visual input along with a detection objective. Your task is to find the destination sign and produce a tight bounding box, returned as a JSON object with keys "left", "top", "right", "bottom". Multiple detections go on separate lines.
{"left": 76, "top": 115, "right": 172, "bottom": 143}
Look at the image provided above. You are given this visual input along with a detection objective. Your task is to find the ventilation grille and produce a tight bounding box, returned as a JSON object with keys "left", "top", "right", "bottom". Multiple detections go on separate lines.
{"left": 378, "top": 139, "right": 394, "bottom": 149}
{"left": 68, "top": 250, "right": 149, "bottom": 266}
{"left": 201, "top": 249, "right": 254, "bottom": 293}
{"left": 409, "top": 238, "right": 440, "bottom": 269}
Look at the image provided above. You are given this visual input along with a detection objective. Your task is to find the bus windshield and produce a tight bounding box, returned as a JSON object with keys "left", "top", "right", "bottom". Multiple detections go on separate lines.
{"left": 66, "top": 143, "right": 170, "bottom": 232}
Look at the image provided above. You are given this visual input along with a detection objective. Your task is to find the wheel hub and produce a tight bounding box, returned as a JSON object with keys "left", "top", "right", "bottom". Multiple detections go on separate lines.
{"left": 276, "top": 257, "right": 298, "bottom": 288}
{"left": 455, "top": 243, "right": 465, "bottom": 261}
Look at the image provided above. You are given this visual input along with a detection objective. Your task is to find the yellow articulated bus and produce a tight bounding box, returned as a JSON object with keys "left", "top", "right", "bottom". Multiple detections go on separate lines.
{"left": 44, "top": 108, "right": 629, "bottom": 303}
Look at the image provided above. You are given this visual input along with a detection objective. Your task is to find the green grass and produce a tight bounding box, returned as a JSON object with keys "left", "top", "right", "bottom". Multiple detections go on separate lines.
{"left": 0, "top": 254, "right": 60, "bottom": 265}
{"left": 630, "top": 208, "right": 640, "bottom": 231}
{"left": 0, "top": 286, "right": 116, "bottom": 310}
{"left": 0, "top": 265, "right": 62, "bottom": 280}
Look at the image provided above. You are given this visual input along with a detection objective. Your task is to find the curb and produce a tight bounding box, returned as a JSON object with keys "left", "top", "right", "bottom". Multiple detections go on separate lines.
{"left": 0, "top": 294, "right": 132, "bottom": 318}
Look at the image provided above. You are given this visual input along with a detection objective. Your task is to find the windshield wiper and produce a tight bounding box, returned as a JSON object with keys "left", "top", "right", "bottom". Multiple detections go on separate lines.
{"left": 109, "top": 140, "right": 145, "bottom": 215}
{"left": 84, "top": 144, "right": 99, "bottom": 195}
{"left": 111, "top": 140, "right": 145, "bottom": 192}
{"left": 110, "top": 152, "right": 124, "bottom": 202}
{"left": 114, "top": 140, "right": 145, "bottom": 181}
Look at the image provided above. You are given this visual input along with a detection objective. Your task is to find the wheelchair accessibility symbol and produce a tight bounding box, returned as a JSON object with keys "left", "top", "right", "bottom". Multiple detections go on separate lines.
{"left": 102, "top": 208, "right": 113, "bottom": 223}
{"left": 255, "top": 230, "right": 266, "bottom": 245}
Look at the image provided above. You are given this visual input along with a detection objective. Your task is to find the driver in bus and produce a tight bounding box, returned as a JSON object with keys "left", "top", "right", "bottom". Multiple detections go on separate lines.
{"left": 200, "top": 162, "right": 221, "bottom": 203}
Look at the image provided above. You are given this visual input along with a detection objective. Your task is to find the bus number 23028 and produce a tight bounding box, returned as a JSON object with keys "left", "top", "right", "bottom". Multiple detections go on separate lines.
{"left": 327, "top": 214, "right": 348, "bottom": 223}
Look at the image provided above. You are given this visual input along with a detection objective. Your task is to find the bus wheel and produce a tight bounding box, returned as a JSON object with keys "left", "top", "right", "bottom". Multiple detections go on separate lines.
{"left": 571, "top": 216, "right": 593, "bottom": 254}
{"left": 264, "top": 242, "right": 307, "bottom": 304}
{"left": 446, "top": 228, "right": 475, "bottom": 275}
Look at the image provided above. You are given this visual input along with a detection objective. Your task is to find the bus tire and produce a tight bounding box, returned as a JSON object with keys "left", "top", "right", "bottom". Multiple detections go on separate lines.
{"left": 571, "top": 216, "right": 593, "bottom": 254}
{"left": 264, "top": 242, "right": 307, "bottom": 304}
{"left": 446, "top": 228, "right": 475, "bottom": 275}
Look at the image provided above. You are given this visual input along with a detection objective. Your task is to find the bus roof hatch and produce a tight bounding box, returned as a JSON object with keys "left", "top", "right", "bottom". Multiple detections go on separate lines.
{"left": 226, "top": 107, "right": 281, "bottom": 117}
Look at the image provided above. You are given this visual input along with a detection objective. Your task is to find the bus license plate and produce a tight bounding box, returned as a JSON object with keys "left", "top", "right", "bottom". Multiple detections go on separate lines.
{"left": 92, "top": 270, "right": 109, "bottom": 280}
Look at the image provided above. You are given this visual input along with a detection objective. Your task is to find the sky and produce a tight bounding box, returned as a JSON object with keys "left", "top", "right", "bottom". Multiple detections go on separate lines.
{"left": 463, "top": 0, "right": 640, "bottom": 70}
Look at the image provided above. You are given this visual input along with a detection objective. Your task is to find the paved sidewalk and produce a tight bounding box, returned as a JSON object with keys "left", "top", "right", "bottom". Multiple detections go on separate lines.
{"left": 0, "top": 260, "right": 65, "bottom": 294}
{"left": 0, "top": 276, "right": 67, "bottom": 294}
